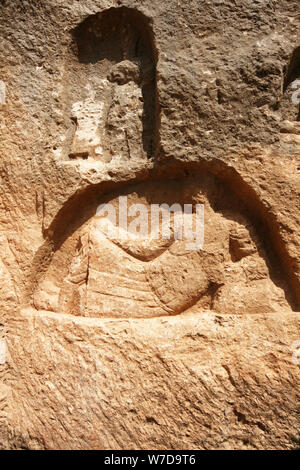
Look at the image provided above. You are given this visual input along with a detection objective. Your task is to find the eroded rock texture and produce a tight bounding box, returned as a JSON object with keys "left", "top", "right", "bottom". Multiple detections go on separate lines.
{"left": 33, "top": 175, "right": 291, "bottom": 318}
{"left": 0, "top": 0, "right": 299, "bottom": 450}
{"left": 65, "top": 7, "right": 158, "bottom": 162}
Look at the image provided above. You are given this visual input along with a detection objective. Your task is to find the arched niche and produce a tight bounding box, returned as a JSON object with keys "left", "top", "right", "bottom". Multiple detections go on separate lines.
{"left": 280, "top": 47, "right": 300, "bottom": 123}
{"left": 28, "top": 161, "right": 300, "bottom": 317}
{"left": 63, "top": 7, "right": 159, "bottom": 162}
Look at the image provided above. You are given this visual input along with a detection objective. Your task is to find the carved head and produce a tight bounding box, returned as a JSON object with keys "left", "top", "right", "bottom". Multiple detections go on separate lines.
{"left": 108, "top": 60, "right": 142, "bottom": 85}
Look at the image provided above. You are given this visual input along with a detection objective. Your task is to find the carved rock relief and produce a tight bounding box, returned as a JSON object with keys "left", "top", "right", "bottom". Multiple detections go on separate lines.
{"left": 280, "top": 46, "right": 300, "bottom": 140}
{"left": 32, "top": 175, "right": 291, "bottom": 318}
{"left": 60, "top": 7, "right": 157, "bottom": 162}
{"left": 39, "top": 10, "right": 297, "bottom": 318}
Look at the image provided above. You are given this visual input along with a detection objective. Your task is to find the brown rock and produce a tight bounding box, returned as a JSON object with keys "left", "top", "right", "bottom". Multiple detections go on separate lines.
{"left": 0, "top": 0, "right": 299, "bottom": 450}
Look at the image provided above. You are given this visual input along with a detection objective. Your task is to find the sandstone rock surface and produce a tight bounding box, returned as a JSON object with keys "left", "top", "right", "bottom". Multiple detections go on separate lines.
{"left": 0, "top": 0, "right": 299, "bottom": 450}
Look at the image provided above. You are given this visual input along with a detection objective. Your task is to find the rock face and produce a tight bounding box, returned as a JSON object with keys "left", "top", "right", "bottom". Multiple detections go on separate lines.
{"left": 0, "top": 0, "right": 299, "bottom": 450}
{"left": 33, "top": 175, "right": 291, "bottom": 318}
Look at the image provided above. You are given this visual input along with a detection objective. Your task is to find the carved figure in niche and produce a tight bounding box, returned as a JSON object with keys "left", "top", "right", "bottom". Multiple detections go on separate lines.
{"left": 33, "top": 175, "right": 291, "bottom": 318}
{"left": 280, "top": 46, "right": 300, "bottom": 138}
{"left": 63, "top": 8, "right": 157, "bottom": 162}
{"left": 106, "top": 60, "right": 144, "bottom": 161}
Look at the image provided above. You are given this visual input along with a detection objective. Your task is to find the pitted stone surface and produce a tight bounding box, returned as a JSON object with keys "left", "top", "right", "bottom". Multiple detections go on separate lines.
{"left": 0, "top": 0, "right": 299, "bottom": 450}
